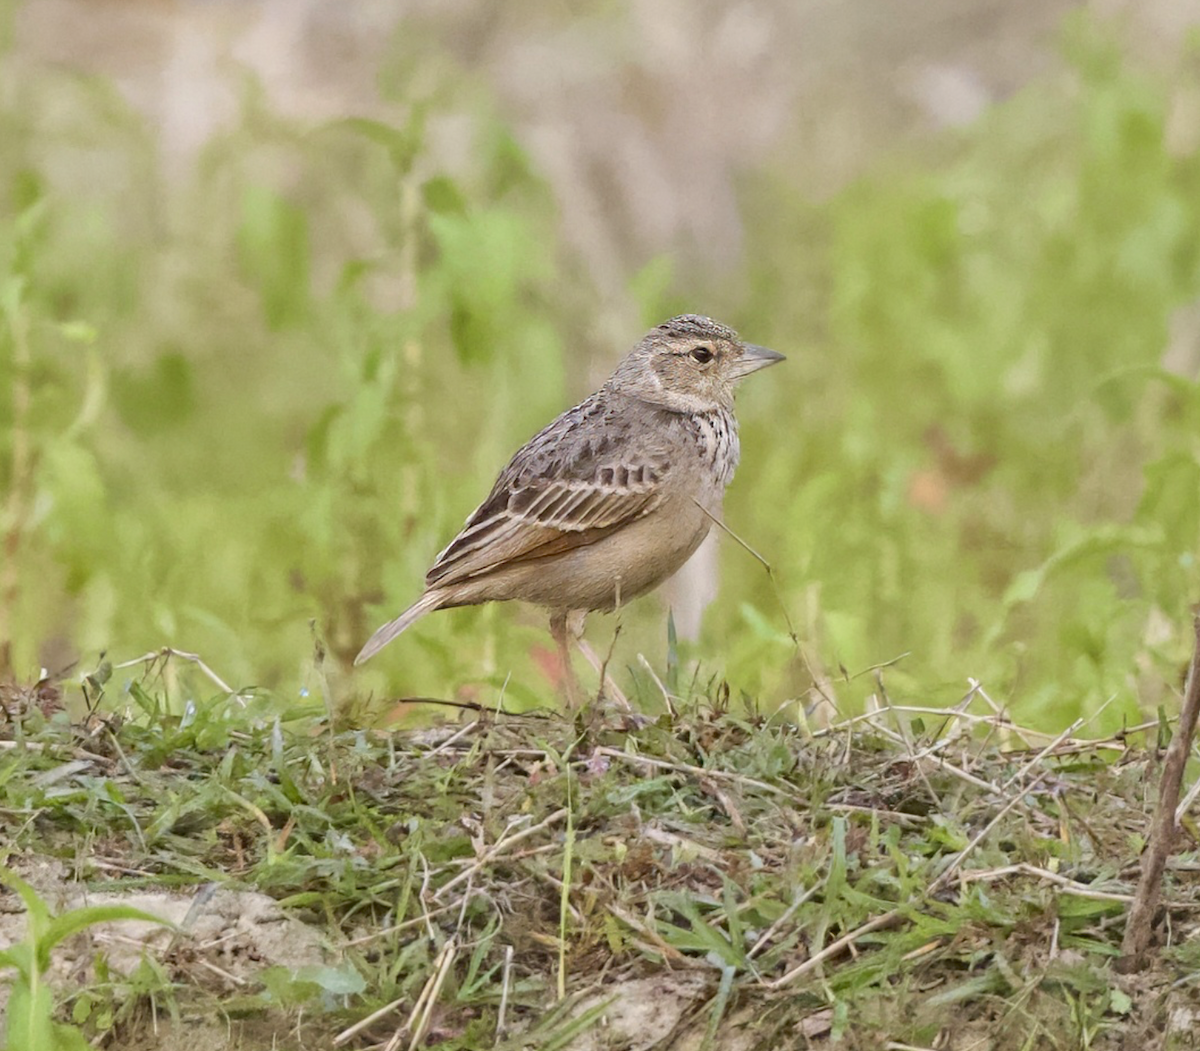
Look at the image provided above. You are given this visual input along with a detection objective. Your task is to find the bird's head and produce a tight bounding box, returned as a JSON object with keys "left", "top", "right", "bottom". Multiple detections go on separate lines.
{"left": 608, "top": 314, "right": 784, "bottom": 413}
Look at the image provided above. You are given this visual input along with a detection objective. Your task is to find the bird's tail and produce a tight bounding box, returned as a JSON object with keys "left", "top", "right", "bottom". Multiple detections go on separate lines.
{"left": 354, "top": 591, "right": 444, "bottom": 665}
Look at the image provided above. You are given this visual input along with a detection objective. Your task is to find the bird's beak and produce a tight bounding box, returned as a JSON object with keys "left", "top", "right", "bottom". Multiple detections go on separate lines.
{"left": 732, "top": 343, "right": 786, "bottom": 379}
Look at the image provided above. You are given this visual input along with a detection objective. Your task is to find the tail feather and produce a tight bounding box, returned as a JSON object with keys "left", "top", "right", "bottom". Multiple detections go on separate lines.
{"left": 354, "top": 591, "right": 444, "bottom": 665}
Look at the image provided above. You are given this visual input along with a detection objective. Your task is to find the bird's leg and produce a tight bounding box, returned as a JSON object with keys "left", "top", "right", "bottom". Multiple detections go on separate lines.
{"left": 549, "top": 609, "right": 585, "bottom": 709}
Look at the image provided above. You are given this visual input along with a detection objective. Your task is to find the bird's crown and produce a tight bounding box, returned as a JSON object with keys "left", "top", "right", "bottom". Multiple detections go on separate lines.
{"left": 654, "top": 314, "right": 739, "bottom": 343}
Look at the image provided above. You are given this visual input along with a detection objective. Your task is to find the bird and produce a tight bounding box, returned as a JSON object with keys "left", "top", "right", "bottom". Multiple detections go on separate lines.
{"left": 354, "top": 314, "right": 784, "bottom": 703}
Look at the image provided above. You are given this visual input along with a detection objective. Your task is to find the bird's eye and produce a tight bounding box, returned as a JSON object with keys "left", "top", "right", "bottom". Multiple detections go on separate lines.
{"left": 690, "top": 346, "right": 714, "bottom": 364}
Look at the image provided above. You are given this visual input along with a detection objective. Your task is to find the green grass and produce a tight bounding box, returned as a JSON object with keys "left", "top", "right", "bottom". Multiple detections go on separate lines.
{"left": 2, "top": 662, "right": 1199, "bottom": 1049}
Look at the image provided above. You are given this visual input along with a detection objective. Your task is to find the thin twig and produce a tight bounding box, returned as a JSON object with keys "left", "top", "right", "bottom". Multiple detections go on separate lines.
{"left": 418, "top": 852, "right": 437, "bottom": 940}
{"left": 970, "top": 681, "right": 1037, "bottom": 750}
{"left": 112, "top": 647, "right": 239, "bottom": 699}
{"left": 1122, "top": 611, "right": 1200, "bottom": 963}
{"left": 425, "top": 719, "right": 481, "bottom": 758}
{"left": 1000, "top": 705, "right": 1110, "bottom": 793}
{"left": 863, "top": 716, "right": 1003, "bottom": 795}
{"left": 341, "top": 902, "right": 464, "bottom": 947}
{"left": 956, "top": 863, "right": 1134, "bottom": 904}
{"left": 692, "top": 499, "right": 799, "bottom": 646}
{"left": 593, "top": 619, "right": 628, "bottom": 710}
{"left": 605, "top": 903, "right": 689, "bottom": 962}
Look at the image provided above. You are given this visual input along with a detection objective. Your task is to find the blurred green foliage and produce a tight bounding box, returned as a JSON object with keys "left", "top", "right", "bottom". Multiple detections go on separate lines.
{"left": 733, "top": 18, "right": 1200, "bottom": 728}
{"left": 1, "top": 18, "right": 1198, "bottom": 732}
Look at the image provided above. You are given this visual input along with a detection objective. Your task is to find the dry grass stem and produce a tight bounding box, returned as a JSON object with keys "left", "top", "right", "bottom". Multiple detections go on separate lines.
{"left": 574, "top": 636, "right": 631, "bottom": 710}
{"left": 1173, "top": 740, "right": 1200, "bottom": 823}
{"left": 1000, "top": 710, "right": 1100, "bottom": 792}
{"left": 692, "top": 498, "right": 800, "bottom": 646}
{"left": 929, "top": 767, "right": 1056, "bottom": 896}
{"left": 399, "top": 936, "right": 458, "bottom": 1051}
{"left": 333, "top": 994, "right": 407, "bottom": 1046}
{"left": 496, "top": 944, "right": 514, "bottom": 1045}
{"left": 956, "top": 863, "right": 1134, "bottom": 903}
{"left": 112, "top": 647, "right": 240, "bottom": 700}
{"left": 340, "top": 903, "right": 462, "bottom": 947}
{"left": 435, "top": 808, "right": 569, "bottom": 900}
{"left": 766, "top": 909, "right": 905, "bottom": 989}
{"left": 605, "top": 904, "right": 689, "bottom": 963}
{"left": 636, "top": 653, "right": 678, "bottom": 717}
{"left": 747, "top": 883, "right": 822, "bottom": 960}
{"left": 593, "top": 746, "right": 790, "bottom": 799}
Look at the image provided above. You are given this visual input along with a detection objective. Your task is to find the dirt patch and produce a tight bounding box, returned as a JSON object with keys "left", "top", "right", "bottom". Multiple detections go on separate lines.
{"left": 0, "top": 855, "right": 327, "bottom": 1046}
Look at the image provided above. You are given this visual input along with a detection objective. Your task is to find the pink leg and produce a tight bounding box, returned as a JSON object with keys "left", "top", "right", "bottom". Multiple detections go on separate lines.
{"left": 549, "top": 610, "right": 584, "bottom": 709}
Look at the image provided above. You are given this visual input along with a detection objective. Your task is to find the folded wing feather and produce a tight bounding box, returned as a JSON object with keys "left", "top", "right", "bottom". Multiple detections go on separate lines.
{"left": 425, "top": 457, "right": 666, "bottom": 588}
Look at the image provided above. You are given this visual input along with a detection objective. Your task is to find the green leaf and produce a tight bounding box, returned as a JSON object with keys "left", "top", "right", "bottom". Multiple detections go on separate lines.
{"left": 0, "top": 943, "right": 36, "bottom": 983}
{"left": 0, "top": 867, "right": 52, "bottom": 939}
{"left": 422, "top": 175, "right": 467, "bottom": 215}
{"left": 237, "top": 185, "right": 311, "bottom": 329}
{"left": 40, "top": 905, "right": 174, "bottom": 962}
{"left": 6, "top": 979, "right": 59, "bottom": 1051}
{"left": 292, "top": 963, "right": 366, "bottom": 996}
{"left": 335, "top": 114, "right": 424, "bottom": 172}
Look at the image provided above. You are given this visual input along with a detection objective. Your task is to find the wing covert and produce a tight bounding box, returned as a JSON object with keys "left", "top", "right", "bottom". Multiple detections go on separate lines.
{"left": 425, "top": 398, "right": 672, "bottom": 588}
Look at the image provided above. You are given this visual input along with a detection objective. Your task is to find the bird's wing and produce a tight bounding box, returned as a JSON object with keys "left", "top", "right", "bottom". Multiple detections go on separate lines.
{"left": 425, "top": 397, "right": 673, "bottom": 589}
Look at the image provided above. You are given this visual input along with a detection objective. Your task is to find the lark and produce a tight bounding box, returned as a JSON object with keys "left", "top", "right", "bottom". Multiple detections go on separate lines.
{"left": 355, "top": 315, "right": 784, "bottom": 700}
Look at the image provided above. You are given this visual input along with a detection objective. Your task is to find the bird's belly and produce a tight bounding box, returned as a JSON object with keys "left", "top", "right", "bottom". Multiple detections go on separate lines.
{"left": 487, "top": 495, "right": 717, "bottom": 612}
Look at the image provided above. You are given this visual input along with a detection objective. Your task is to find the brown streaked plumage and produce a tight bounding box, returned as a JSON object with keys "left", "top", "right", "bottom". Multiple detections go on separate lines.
{"left": 355, "top": 315, "right": 784, "bottom": 698}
